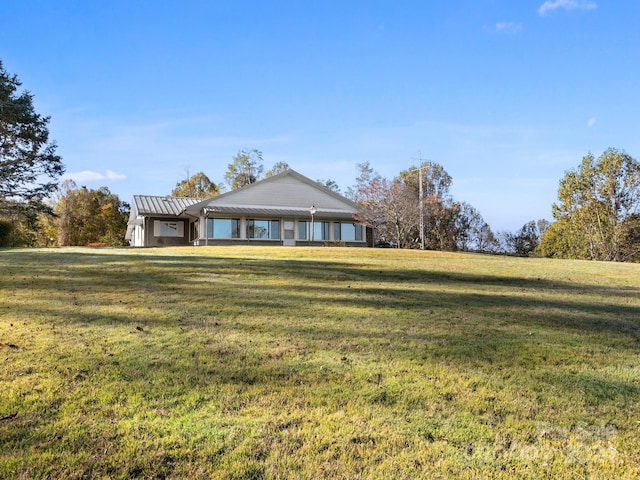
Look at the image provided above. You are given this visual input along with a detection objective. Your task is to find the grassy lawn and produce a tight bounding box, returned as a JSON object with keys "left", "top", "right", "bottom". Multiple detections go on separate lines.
{"left": 1, "top": 246, "right": 639, "bottom": 479}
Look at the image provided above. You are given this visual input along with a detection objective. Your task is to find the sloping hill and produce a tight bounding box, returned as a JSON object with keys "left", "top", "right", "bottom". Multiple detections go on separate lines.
{"left": 1, "top": 246, "right": 638, "bottom": 478}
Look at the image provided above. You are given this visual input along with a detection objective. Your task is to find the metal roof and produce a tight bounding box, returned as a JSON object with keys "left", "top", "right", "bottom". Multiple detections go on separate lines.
{"left": 200, "top": 205, "right": 358, "bottom": 220}
{"left": 132, "top": 195, "right": 200, "bottom": 216}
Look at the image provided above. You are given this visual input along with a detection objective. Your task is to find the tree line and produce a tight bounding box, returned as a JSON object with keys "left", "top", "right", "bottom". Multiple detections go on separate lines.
{"left": 2, "top": 60, "right": 639, "bottom": 260}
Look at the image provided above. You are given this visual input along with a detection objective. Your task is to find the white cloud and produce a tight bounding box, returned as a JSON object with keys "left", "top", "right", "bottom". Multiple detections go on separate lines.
{"left": 587, "top": 117, "right": 597, "bottom": 127}
{"left": 63, "top": 170, "right": 127, "bottom": 182}
{"left": 538, "top": 0, "right": 597, "bottom": 16}
{"left": 493, "top": 22, "right": 523, "bottom": 34}
{"left": 105, "top": 170, "right": 127, "bottom": 180}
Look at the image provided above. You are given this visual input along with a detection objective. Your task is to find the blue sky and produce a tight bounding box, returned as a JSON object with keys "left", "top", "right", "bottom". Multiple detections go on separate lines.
{"left": 2, "top": 0, "right": 639, "bottom": 231}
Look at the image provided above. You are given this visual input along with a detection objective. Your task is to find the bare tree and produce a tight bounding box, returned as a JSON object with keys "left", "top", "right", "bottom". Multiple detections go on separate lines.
{"left": 379, "top": 180, "right": 420, "bottom": 248}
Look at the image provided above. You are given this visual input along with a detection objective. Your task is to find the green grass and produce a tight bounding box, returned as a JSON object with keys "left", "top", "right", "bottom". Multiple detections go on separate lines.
{"left": 1, "top": 246, "right": 639, "bottom": 479}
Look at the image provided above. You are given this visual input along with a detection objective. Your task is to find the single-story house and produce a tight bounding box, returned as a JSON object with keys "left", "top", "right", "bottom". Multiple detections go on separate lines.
{"left": 126, "top": 169, "right": 368, "bottom": 247}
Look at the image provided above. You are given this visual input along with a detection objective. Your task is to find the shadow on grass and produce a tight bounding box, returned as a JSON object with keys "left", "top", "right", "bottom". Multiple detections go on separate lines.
{"left": 3, "top": 248, "right": 639, "bottom": 398}
{"left": 3, "top": 249, "right": 639, "bottom": 339}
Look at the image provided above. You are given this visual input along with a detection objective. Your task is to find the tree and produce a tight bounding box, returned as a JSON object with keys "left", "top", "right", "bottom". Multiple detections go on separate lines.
{"left": 0, "top": 214, "right": 36, "bottom": 247}
{"left": 536, "top": 219, "right": 551, "bottom": 237}
{"left": 317, "top": 178, "right": 341, "bottom": 193}
{"left": 398, "top": 161, "right": 457, "bottom": 250}
{"left": 265, "top": 161, "right": 290, "bottom": 178}
{"left": 0, "top": 205, "right": 46, "bottom": 247}
{"left": 475, "top": 222, "right": 499, "bottom": 253}
{"left": 172, "top": 171, "right": 219, "bottom": 198}
{"left": 398, "top": 161, "right": 453, "bottom": 200}
{"left": 379, "top": 179, "right": 420, "bottom": 248}
{"left": 54, "top": 180, "right": 129, "bottom": 246}
{"left": 454, "top": 202, "right": 495, "bottom": 252}
{"left": 352, "top": 161, "right": 381, "bottom": 197}
{"left": 539, "top": 149, "right": 640, "bottom": 261}
{"left": 512, "top": 221, "right": 540, "bottom": 256}
{"left": 619, "top": 214, "right": 640, "bottom": 261}
{"left": 351, "top": 162, "right": 387, "bottom": 245}
{"left": 225, "top": 149, "right": 264, "bottom": 190}
{"left": 352, "top": 160, "right": 490, "bottom": 251}
{"left": 497, "top": 221, "right": 542, "bottom": 257}
{"left": 0, "top": 60, "right": 64, "bottom": 218}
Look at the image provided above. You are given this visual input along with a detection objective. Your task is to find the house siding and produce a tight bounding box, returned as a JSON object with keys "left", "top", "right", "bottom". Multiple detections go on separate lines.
{"left": 222, "top": 177, "right": 350, "bottom": 210}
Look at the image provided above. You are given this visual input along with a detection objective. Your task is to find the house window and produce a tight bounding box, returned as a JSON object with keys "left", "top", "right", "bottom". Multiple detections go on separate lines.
{"left": 154, "top": 220, "right": 184, "bottom": 237}
{"left": 247, "top": 219, "right": 280, "bottom": 240}
{"left": 207, "top": 219, "right": 240, "bottom": 239}
{"left": 313, "top": 221, "right": 329, "bottom": 241}
{"left": 334, "top": 222, "right": 363, "bottom": 241}
{"left": 161, "top": 222, "right": 179, "bottom": 236}
{"left": 298, "top": 221, "right": 308, "bottom": 240}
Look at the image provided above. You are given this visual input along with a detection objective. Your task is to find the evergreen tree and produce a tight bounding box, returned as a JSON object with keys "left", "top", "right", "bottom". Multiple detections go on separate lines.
{"left": 0, "top": 60, "right": 64, "bottom": 218}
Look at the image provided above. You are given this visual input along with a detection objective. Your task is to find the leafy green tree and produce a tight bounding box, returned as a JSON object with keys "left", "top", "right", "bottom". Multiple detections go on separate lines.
{"left": 539, "top": 149, "right": 640, "bottom": 261}
{"left": 536, "top": 220, "right": 573, "bottom": 258}
{"left": 225, "top": 149, "right": 264, "bottom": 190}
{"left": 54, "top": 180, "right": 129, "bottom": 246}
{"left": 171, "top": 171, "right": 219, "bottom": 198}
{"left": 0, "top": 208, "right": 43, "bottom": 247}
{"left": 265, "top": 161, "right": 290, "bottom": 178}
{"left": 0, "top": 60, "right": 64, "bottom": 218}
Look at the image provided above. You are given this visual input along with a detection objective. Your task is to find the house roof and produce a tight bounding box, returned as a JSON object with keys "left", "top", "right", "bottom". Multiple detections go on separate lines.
{"left": 184, "top": 169, "right": 361, "bottom": 218}
{"left": 131, "top": 195, "right": 201, "bottom": 216}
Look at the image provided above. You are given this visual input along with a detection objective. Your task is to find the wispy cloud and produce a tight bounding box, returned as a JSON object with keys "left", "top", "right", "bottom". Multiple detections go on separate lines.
{"left": 63, "top": 170, "right": 127, "bottom": 183}
{"left": 587, "top": 117, "right": 597, "bottom": 127}
{"left": 538, "top": 0, "right": 597, "bottom": 16}
{"left": 492, "top": 22, "right": 523, "bottom": 34}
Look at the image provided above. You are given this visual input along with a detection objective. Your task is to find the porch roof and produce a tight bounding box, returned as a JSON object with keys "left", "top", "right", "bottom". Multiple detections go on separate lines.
{"left": 197, "top": 205, "right": 358, "bottom": 220}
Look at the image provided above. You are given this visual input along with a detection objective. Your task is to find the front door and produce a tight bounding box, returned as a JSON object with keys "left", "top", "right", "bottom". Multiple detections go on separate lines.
{"left": 283, "top": 221, "right": 295, "bottom": 246}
